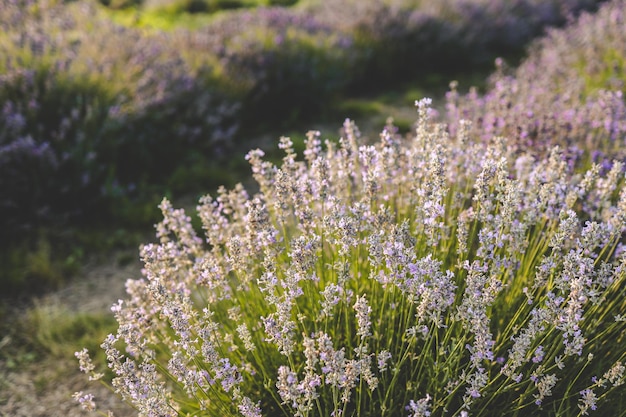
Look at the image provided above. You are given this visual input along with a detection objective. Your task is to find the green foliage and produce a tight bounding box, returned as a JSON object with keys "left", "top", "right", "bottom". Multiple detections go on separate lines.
{"left": 266, "top": 0, "right": 297, "bottom": 5}
{"left": 156, "top": 0, "right": 247, "bottom": 14}
{"left": 0, "top": 68, "right": 117, "bottom": 227}
{"left": 120, "top": 0, "right": 292, "bottom": 21}
{"left": 0, "top": 1, "right": 244, "bottom": 238}
{"left": 98, "top": 0, "right": 143, "bottom": 9}
{"left": 0, "top": 237, "right": 84, "bottom": 298}
{"left": 218, "top": 23, "right": 355, "bottom": 131}
{"left": 0, "top": 223, "right": 146, "bottom": 300}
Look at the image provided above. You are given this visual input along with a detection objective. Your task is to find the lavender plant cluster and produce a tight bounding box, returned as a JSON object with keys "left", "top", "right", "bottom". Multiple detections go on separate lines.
{"left": 0, "top": 0, "right": 236, "bottom": 231}
{"left": 77, "top": 98, "right": 626, "bottom": 416}
{"left": 445, "top": 0, "right": 626, "bottom": 167}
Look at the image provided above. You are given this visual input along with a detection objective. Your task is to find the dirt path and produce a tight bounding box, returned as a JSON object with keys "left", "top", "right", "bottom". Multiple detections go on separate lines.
{"left": 0, "top": 252, "right": 141, "bottom": 417}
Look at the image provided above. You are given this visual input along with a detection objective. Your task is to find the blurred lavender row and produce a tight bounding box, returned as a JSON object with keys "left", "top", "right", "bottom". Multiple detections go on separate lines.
{"left": 445, "top": 0, "right": 626, "bottom": 169}
{"left": 0, "top": 0, "right": 610, "bottom": 233}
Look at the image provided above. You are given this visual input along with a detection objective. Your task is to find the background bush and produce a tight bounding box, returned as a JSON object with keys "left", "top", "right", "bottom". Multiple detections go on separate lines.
{"left": 0, "top": 0, "right": 239, "bottom": 235}
{"left": 445, "top": 0, "right": 626, "bottom": 167}
{"left": 191, "top": 7, "right": 356, "bottom": 128}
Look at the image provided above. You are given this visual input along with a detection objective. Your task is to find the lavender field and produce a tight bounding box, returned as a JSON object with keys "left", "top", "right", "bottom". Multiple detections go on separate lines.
{"left": 1, "top": 0, "right": 625, "bottom": 416}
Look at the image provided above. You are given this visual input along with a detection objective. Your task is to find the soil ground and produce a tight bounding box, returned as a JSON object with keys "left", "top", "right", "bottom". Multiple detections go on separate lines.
{"left": 0, "top": 253, "right": 140, "bottom": 417}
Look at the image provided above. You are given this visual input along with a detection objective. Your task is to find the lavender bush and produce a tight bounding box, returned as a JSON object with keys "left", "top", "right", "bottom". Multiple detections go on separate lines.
{"left": 180, "top": 7, "right": 355, "bottom": 127}
{"left": 77, "top": 100, "right": 626, "bottom": 416}
{"left": 0, "top": 0, "right": 237, "bottom": 231}
{"left": 445, "top": 0, "right": 626, "bottom": 166}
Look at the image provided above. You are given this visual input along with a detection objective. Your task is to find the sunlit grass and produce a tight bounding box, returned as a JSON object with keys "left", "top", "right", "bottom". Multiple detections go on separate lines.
{"left": 102, "top": 0, "right": 298, "bottom": 31}
{"left": 103, "top": 6, "right": 215, "bottom": 30}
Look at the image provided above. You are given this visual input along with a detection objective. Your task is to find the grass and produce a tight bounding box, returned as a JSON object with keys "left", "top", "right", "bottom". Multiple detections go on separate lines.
{"left": 0, "top": 300, "right": 118, "bottom": 389}
{"left": 104, "top": 6, "right": 215, "bottom": 30}
{"left": 0, "top": 238, "right": 80, "bottom": 299}
{"left": 104, "top": 0, "right": 298, "bottom": 31}
{"left": 21, "top": 302, "right": 117, "bottom": 361}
